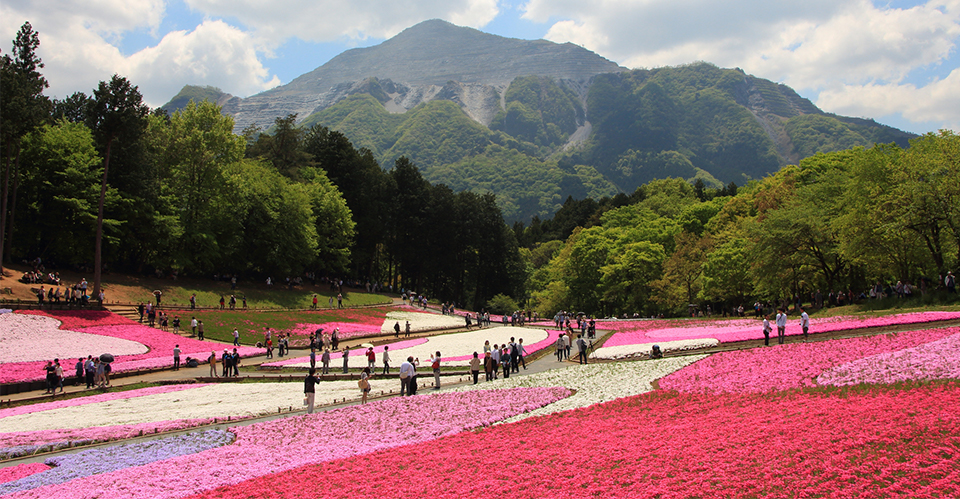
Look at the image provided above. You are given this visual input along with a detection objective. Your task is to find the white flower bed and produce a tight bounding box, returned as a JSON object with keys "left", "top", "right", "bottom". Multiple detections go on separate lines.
{"left": 284, "top": 326, "right": 550, "bottom": 368}
{"left": 0, "top": 377, "right": 463, "bottom": 433}
{"left": 380, "top": 310, "right": 464, "bottom": 333}
{"left": 590, "top": 338, "right": 719, "bottom": 360}
{"left": 0, "top": 313, "right": 148, "bottom": 364}
{"left": 446, "top": 356, "right": 707, "bottom": 423}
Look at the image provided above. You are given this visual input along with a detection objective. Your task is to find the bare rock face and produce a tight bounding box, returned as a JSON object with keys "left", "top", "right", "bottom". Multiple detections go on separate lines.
{"left": 219, "top": 19, "right": 624, "bottom": 132}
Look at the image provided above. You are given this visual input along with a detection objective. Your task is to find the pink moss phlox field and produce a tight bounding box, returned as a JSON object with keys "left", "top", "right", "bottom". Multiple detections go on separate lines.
{"left": 287, "top": 322, "right": 378, "bottom": 346}
{"left": 0, "top": 464, "right": 50, "bottom": 486}
{"left": 16, "top": 310, "right": 137, "bottom": 330}
{"left": 0, "top": 418, "right": 217, "bottom": 452}
{"left": 260, "top": 337, "right": 429, "bottom": 367}
{"left": 818, "top": 331, "right": 960, "bottom": 387}
{"left": 196, "top": 383, "right": 960, "bottom": 499}
{"left": 599, "top": 310, "right": 960, "bottom": 347}
{"left": 1, "top": 311, "right": 260, "bottom": 384}
{"left": 6, "top": 387, "right": 571, "bottom": 499}
{"left": 659, "top": 327, "right": 959, "bottom": 394}
{"left": 0, "top": 385, "right": 205, "bottom": 420}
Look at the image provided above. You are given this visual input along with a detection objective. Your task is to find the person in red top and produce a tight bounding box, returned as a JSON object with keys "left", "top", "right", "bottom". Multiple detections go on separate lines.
{"left": 366, "top": 347, "right": 376, "bottom": 370}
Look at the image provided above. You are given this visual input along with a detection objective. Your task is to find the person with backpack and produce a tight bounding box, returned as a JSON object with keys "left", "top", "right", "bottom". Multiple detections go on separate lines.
{"left": 577, "top": 335, "right": 588, "bottom": 364}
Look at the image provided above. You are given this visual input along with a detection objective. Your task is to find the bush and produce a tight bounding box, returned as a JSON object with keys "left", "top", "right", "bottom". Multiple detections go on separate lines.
{"left": 486, "top": 294, "right": 519, "bottom": 315}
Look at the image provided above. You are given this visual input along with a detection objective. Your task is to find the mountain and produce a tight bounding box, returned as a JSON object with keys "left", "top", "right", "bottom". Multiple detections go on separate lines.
{"left": 164, "top": 20, "right": 916, "bottom": 222}
{"left": 211, "top": 19, "right": 624, "bottom": 133}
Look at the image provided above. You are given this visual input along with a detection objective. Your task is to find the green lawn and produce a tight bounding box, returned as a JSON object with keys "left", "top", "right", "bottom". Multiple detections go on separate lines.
{"left": 152, "top": 285, "right": 389, "bottom": 311}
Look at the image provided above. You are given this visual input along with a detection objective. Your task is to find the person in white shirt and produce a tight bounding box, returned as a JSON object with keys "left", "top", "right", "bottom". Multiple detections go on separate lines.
{"left": 800, "top": 308, "right": 810, "bottom": 341}
{"left": 775, "top": 309, "right": 787, "bottom": 344}
{"left": 399, "top": 357, "right": 415, "bottom": 396}
{"left": 382, "top": 346, "right": 391, "bottom": 375}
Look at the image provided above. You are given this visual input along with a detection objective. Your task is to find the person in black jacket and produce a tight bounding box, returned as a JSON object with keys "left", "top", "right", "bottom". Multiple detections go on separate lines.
{"left": 304, "top": 369, "right": 320, "bottom": 414}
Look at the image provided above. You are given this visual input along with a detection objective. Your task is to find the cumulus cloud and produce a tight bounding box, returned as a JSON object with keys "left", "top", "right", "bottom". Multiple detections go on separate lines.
{"left": 185, "top": 0, "right": 499, "bottom": 45}
{"left": 817, "top": 68, "right": 960, "bottom": 130}
{"left": 1, "top": 0, "right": 279, "bottom": 106}
{"left": 522, "top": 0, "right": 960, "bottom": 131}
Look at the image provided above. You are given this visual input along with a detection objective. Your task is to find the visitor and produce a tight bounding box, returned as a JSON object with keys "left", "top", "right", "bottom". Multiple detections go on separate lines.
{"left": 359, "top": 367, "right": 371, "bottom": 404}
{"left": 400, "top": 356, "right": 415, "bottom": 396}
{"left": 762, "top": 315, "right": 772, "bottom": 346}
{"left": 469, "top": 352, "right": 481, "bottom": 384}
{"left": 304, "top": 368, "right": 319, "bottom": 414}
{"left": 342, "top": 347, "right": 350, "bottom": 374}
{"left": 173, "top": 344, "right": 181, "bottom": 370}
{"left": 382, "top": 345, "right": 391, "bottom": 374}
{"left": 430, "top": 351, "right": 442, "bottom": 389}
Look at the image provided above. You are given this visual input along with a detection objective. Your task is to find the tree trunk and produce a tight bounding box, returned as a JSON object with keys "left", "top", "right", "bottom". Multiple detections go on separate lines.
{"left": 0, "top": 146, "right": 11, "bottom": 278}
{"left": 93, "top": 138, "right": 113, "bottom": 299}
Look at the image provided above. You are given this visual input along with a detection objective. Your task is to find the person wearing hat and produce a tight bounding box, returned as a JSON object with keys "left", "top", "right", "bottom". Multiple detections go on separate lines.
{"left": 221, "top": 349, "right": 229, "bottom": 377}
{"left": 207, "top": 351, "right": 217, "bottom": 377}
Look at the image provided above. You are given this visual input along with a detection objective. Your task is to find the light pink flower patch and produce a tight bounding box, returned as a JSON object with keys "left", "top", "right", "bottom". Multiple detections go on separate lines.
{"left": 0, "top": 313, "right": 259, "bottom": 384}
{"left": 659, "top": 327, "right": 959, "bottom": 394}
{"left": 0, "top": 313, "right": 148, "bottom": 363}
{"left": 0, "top": 384, "right": 206, "bottom": 420}
{"left": 286, "top": 322, "right": 378, "bottom": 347}
{"left": 0, "top": 419, "right": 217, "bottom": 449}
{"left": 0, "top": 464, "right": 49, "bottom": 485}
{"left": 817, "top": 330, "right": 960, "bottom": 386}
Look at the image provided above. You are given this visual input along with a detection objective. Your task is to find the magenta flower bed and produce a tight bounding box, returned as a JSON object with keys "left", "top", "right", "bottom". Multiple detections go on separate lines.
{"left": 0, "top": 310, "right": 261, "bottom": 384}
{"left": 659, "top": 327, "right": 960, "bottom": 394}
{"left": 0, "top": 464, "right": 49, "bottom": 486}
{"left": 817, "top": 331, "right": 960, "bottom": 386}
{"left": 599, "top": 310, "right": 960, "bottom": 347}
{"left": 4, "top": 387, "right": 570, "bottom": 499}
{"left": 288, "top": 322, "right": 377, "bottom": 346}
{"left": 198, "top": 383, "right": 960, "bottom": 498}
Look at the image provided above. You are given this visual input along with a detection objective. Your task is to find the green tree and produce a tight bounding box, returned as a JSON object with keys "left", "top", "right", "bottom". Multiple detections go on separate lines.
{"left": 0, "top": 21, "right": 51, "bottom": 274}
{"left": 85, "top": 75, "right": 149, "bottom": 296}
{"left": 17, "top": 120, "right": 105, "bottom": 267}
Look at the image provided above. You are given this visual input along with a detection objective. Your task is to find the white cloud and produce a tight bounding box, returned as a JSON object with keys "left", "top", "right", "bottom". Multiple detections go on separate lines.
{"left": 184, "top": 0, "right": 500, "bottom": 45}
{"left": 1, "top": 1, "right": 278, "bottom": 106}
{"left": 521, "top": 0, "right": 960, "bottom": 131}
{"left": 816, "top": 68, "right": 960, "bottom": 131}
{"left": 121, "top": 20, "right": 280, "bottom": 106}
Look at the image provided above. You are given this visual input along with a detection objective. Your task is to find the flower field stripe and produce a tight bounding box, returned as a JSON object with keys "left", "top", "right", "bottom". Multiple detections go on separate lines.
{"left": 4, "top": 387, "right": 571, "bottom": 499}
{"left": 380, "top": 310, "right": 464, "bottom": 333}
{"left": 0, "top": 430, "right": 234, "bottom": 496}
{"left": 0, "top": 419, "right": 219, "bottom": 459}
{"left": 0, "top": 464, "right": 49, "bottom": 486}
{"left": 194, "top": 382, "right": 960, "bottom": 498}
{"left": 590, "top": 338, "right": 719, "bottom": 360}
{"left": 660, "top": 327, "right": 960, "bottom": 394}
{"left": 598, "top": 310, "right": 960, "bottom": 348}
{"left": 0, "top": 384, "right": 206, "bottom": 420}
{"left": 446, "top": 356, "right": 705, "bottom": 422}
{"left": 272, "top": 326, "right": 553, "bottom": 368}
{"left": 260, "top": 338, "right": 429, "bottom": 367}
{"left": 0, "top": 313, "right": 148, "bottom": 364}
{"left": 15, "top": 310, "right": 136, "bottom": 330}
{"left": 817, "top": 331, "right": 960, "bottom": 386}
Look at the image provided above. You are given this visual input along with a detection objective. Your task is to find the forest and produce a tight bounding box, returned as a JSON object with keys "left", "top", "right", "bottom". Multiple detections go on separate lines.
{"left": 2, "top": 22, "right": 958, "bottom": 316}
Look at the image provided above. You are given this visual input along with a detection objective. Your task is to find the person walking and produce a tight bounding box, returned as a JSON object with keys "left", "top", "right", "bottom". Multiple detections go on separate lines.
{"left": 577, "top": 335, "right": 588, "bottom": 364}
{"left": 197, "top": 321, "right": 205, "bottom": 341}
{"left": 342, "top": 347, "right": 350, "bottom": 374}
{"left": 74, "top": 358, "right": 84, "bottom": 386}
{"left": 483, "top": 352, "right": 494, "bottom": 381}
{"left": 173, "top": 345, "right": 181, "bottom": 370}
{"left": 469, "top": 352, "right": 481, "bottom": 384}
{"left": 393, "top": 321, "right": 401, "bottom": 338}
{"left": 321, "top": 349, "right": 331, "bottom": 374}
{"left": 190, "top": 317, "right": 198, "bottom": 337}
{"left": 382, "top": 346, "right": 391, "bottom": 375}
{"left": 775, "top": 309, "right": 787, "bottom": 344}
{"left": 555, "top": 334, "right": 565, "bottom": 362}
{"left": 84, "top": 356, "right": 95, "bottom": 389}
{"left": 304, "top": 368, "right": 319, "bottom": 414}
{"left": 800, "top": 307, "right": 810, "bottom": 341}
{"left": 762, "top": 315, "right": 772, "bottom": 346}
{"left": 232, "top": 328, "right": 239, "bottom": 346}
{"left": 310, "top": 349, "right": 317, "bottom": 370}
{"left": 366, "top": 347, "right": 376, "bottom": 370}
{"left": 518, "top": 338, "right": 528, "bottom": 370}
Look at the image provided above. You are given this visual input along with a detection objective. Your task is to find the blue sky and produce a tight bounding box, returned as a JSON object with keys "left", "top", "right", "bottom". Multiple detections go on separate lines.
{"left": 2, "top": 0, "right": 958, "bottom": 134}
